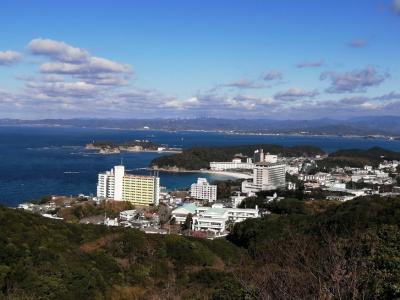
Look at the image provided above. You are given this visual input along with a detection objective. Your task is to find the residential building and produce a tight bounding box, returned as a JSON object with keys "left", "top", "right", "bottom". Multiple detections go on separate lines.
{"left": 190, "top": 178, "right": 217, "bottom": 202}
{"left": 122, "top": 174, "right": 160, "bottom": 206}
{"left": 97, "top": 165, "right": 160, "bottom": 206}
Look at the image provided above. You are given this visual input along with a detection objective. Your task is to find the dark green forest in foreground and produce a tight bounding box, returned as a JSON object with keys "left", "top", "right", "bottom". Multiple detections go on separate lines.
{"left": 1, "top": 195, "right": 400, "bottom": 299}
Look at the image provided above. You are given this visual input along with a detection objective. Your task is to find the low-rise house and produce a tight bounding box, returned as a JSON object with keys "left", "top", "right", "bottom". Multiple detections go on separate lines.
{"left": 119, "top": 209, "right": 137, "bottom": 221}
{"left": 17, "top": 203, "right": 36, "bottom": 211}
{"left": 192, "top": 204, "right": 259, "bottom": 234}
{"left": 171, "top": 203, "right": 198, "bottom": 224}
{"left": 104, "top": 218, "right": 119, "bottom": 226}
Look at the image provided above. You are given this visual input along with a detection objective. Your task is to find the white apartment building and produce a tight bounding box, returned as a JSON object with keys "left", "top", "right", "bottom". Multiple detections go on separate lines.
{"left": 210, "top": 158, "right": 254, "bottom": 171}
{"left": 190, "top": 178, "right": 217, "bottom": 202}
{"left": 242, "top": 163, "right": 286, "bottom": 193}
{"left": 192, "top": 204, "right": 259, "bottom": 233}
{"left": 97, "top": 165, "right": 160, "bottom": 206}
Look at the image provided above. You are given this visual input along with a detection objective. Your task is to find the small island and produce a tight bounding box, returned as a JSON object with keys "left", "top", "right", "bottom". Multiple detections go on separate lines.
{"left": 85, "top": 140, "right": 182, "bottom": 155}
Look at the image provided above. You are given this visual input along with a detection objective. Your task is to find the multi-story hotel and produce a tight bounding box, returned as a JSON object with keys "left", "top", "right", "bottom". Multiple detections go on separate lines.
{"left": 97, "top": 165, "right": 160, "bottom": 206}
{"left": 242, "top": 162, "right": 286, "bottom": 193}
{"left": 190, "top": 178, "right": 217, "bottom": 202}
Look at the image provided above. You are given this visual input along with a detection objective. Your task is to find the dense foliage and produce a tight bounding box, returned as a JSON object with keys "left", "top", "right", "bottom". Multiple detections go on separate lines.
{"left": 58, "top": 200, "right": 135, "bottom": 222}
{"left": 90, "top": 140, "right": 158, "bottom": 150}
{"left": 317, "top": 146, "right": 400, "bottom": 169}
{"left": 230, "top": 195, "right": 400, "bottom": 299}
{"left": 151, "top": 144, "right": 324, "bottom": 170}
{"left": 211, "top": 179, "right": 243, "bottom": 200}
{"left": 1, "top": 195, "right": 400, "bottom": 299}
{"left": 0, "top": 206, "right": 243, "bottom": 299}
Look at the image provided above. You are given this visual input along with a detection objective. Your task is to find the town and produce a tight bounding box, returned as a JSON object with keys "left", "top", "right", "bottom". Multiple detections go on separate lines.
{"left": 17, "top": 147, "right": 400, "bottom": 239}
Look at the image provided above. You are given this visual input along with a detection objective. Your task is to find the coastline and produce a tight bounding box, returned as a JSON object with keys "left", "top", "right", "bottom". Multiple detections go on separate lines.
{"left": 148, "top": 168, "right": 252, "bottom": 179}
{"left": 1, "top": 124, "right": 399, "bottom": 140}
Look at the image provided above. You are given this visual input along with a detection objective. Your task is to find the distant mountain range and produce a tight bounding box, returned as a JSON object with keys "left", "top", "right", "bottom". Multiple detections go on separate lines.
{"left": 1, "top": 116, "right": 400, "bottom": 136}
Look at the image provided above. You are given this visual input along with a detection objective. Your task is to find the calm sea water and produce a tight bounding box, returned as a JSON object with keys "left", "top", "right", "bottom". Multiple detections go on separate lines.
{"left": 1, "top": 126, "right": 400, "bottom": 207}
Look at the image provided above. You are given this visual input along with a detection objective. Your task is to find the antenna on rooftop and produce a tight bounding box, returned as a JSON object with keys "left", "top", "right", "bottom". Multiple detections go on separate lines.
{"left": 120, "top": 157, "right": 124, "bottom": 166}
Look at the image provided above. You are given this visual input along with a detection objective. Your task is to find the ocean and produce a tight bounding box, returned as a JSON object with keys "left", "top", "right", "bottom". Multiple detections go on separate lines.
{"left": 1, "top": 126, "right": 400, "bottom": 207}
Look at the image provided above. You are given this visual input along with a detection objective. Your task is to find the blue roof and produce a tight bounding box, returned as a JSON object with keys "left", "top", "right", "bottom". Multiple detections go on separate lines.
{"left": 179, "top": 203, "right": 197, "bottom": 214}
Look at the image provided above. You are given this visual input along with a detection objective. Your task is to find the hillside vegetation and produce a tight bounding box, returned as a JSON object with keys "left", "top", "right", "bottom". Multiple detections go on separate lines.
{"left": 229, "top": 195, "right": 400, "bottom": 299}
{"left": 317, "top": 146, "right": 400, "bottom": 169}
{"left": 0, "top": 206, "right": 243, "bottom": 299}
{"left": 1, "top": 195, "right": 400, "bottom": 299}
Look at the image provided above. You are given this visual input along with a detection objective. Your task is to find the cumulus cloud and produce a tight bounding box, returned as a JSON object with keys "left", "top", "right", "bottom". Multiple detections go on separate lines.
{"left": 262, "top": 70, "right": 283, "bottom": 81}
{"left": 26, "top": 81, "right": 98, "bottom": 98}
{"left": 220, "top": 79, "right": 264, "bottom": 89}
{"left": 338, "top": 96, "right": 382, "bottom": 110}
{"left": 373, "top": 91, "right": 400, "bottom": 101}
{"left": 164, "top": 97, "right": 200, "bottom": 109}
{"left": 0, "top": 50, "right": 21, "bottom": 66}
{"left": 274, "top": 88, "right": 318, "bottom": 101}
{"left": 226, "top": 95, "right": 276, "bottom": 110}
{"left": 321, "top": 66, "right": 389, "bottom": 93}
{"left": 28, "top": 38, "right": 89, "bottom": 63}
{"left": 296, "top": 60, "right": 324, "bottom": 68}
{"left": 359, "top": 102, "right": 382, "bottom": 110}
{"left": 27, "top": 38, "right": 131, "bottom": 89}
{"left": 225, "top": 98, "right": 256, "bottom": 110}
{"left": 348, "top": 39, "right": 367, "bottom": 48}
{"left": 340, "top": 96, "right": 369, "bottom": 105}
{"left": 39, "top": 57, "right": 130, "bottom": 75}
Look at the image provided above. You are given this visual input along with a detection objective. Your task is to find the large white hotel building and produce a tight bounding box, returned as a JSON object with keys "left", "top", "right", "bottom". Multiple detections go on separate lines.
{"left": 241, "top": 162, "right": 286, "bottom": 193}
{"left": 97, "top": 165, "right": 160, "bottom": 206}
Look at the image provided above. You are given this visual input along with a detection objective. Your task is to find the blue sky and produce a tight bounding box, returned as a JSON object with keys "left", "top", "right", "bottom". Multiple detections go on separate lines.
{"left": 0, "top": 0, "right": 400, "bottom": 119}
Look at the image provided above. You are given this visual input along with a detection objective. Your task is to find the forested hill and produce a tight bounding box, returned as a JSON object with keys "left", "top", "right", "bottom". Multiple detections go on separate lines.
{"left": 0, "top": 196, "right": 400, "bottom": 299}
{"left": 150, "top": 144, "right": 324, "bottom": 170}
{"left": 318, "top": 146, "right": 400, "bottom": 169}
{"left": 0, "top": 206, "right": 243, "bottom": 299}
{"left": 228, "top": 195, "right": 400, "bottom": 299}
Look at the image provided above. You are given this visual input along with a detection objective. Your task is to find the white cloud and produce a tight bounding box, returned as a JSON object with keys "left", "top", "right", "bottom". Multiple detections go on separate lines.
{"left": 26, "top": 81, "right": 98, "bottom": 98}
{"left": 27, "top": 38, "right": 131, "bottom": 90}
{"left": 40, "top": 56, "right": 130, "bottom": 74}
{"left": 164, "top": 97, "right": 200, "bottom": 109}
{"left": 28, "top": 38, "right": 89, "bottom": 63}
{"left": 274, "top": 88, "right": 318, "bottom": 101}
{"left": 321, "top": 66, "right": 388, "bottom": 93}
{"left": 359, "top": 102, "right": 381, "bottom": 110}
{"left": 0, "top": 50, "right": 21, "bottom": 65}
